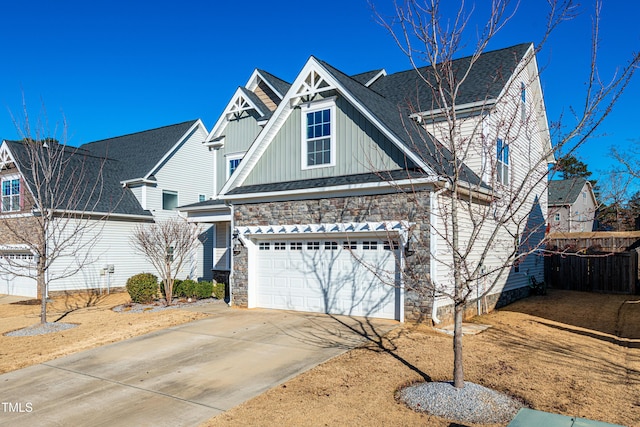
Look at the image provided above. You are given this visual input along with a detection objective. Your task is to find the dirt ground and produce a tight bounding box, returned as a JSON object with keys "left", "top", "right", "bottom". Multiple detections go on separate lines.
{"left": 0, "top": 292, "right": 208, "bottom": 374}
{"left": 1, "top": 290, "right": 638, "bottom": 426}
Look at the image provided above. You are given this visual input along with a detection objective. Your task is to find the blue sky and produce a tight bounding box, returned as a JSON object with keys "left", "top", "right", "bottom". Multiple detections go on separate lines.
{"left": 1, "top": 0, "right": 637, "bottom": 183}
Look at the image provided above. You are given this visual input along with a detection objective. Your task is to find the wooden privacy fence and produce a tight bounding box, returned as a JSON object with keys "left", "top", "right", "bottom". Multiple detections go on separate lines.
{"left": 544, "top": 250, "right": 638, "bottom": 294}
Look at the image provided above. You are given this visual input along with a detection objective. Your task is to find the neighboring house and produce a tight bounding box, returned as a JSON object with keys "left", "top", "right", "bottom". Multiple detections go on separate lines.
{"left": 548, "top": 178, "right": 598, "bottom": 232}
{"left": 186, "top": 43, "right": 553, "bottom": 323}
{"left": 0, "top": 120, "right": 213, "bottom": 297}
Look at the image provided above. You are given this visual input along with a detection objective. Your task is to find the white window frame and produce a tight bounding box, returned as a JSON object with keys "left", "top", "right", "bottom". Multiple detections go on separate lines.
{"left": 226, "top": 152, "right": 245, "bottom": 179}
{"left": 554, "top": 213, "right": 561, "bottom": 222}
{"left": 1, "top": 175, "right": 21, "bottom": 213}
{"left": 496, "top": 138, "right": 509, "bottom": 185}
{"left": 301, "top": 98, "right": 336, "bottom": 170}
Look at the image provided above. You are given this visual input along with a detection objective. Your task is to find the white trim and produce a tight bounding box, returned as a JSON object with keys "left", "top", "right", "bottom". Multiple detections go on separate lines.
{"left": 187, "top": 214, "right": 231, "bottom": 223}
{"left": 364, "top": 69, "right": 387, "bottom": 87}
{"left": 411, "top": 99, "right": 498, "bottom": 121}
{"left": 236, "top": 221, "right": 411, "bottom": 244}
{"left": 180, "top": 203, "right": 229, "bottom": 212}
{"left": 222, "top": 176, "right": 440, "bottom": 201}
{"left": 300, "top": 98, "right": 336, "bottom": 170}
{"left": 120, "top": 177, "right": 157, "bottom": 187}
{"left": 0, "top": 142, "right": 17, "bottom": 171}
{"left": 246, "top": 69, "right": 286, "bottom": 100}
{"left": 1, "top": 174, "right": 22, "bottom": 213}
{"left": 225, "top": 152, "right": 246, "bottom": 179}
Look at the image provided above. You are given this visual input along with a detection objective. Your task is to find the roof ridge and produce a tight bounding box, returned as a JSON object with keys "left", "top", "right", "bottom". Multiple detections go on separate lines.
{"left": 80, "top": 119, "right": 198, "bottom": 147}
{"left": 386, "top": 42, "right": 532, "bottom": 77}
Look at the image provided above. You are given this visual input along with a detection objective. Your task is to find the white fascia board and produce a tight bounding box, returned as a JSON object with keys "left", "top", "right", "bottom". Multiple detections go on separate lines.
{"left": 120, "top": 177, "right": 157, "bottom": 187}
{"left": 410, "top": 99, "right": 498, "bottom": 121}
{"left": 179, "top": 203, "right": 230, "bottom": 212}
{"left": 364, "top": 69, "right": 387, "bottom": 87}
{"left": 246, "top": 69, "right": 285, "bottom": 100}
{"left": 527, "top": 49, "right": 553, "bottom": 163}
{"left": 43, "top": 209, "right": 155, "bottom": 221}
{"left": 0, "top": 244, "right": 32, "bottom": 252}
{"left": 221, "top": 176, "right": 440, "bottom": 202}
{"left": 145, "top": 119, "right": 206, "bottom": 179}
{"left": 187, "top": 214, "right": 232, "bottom": 223}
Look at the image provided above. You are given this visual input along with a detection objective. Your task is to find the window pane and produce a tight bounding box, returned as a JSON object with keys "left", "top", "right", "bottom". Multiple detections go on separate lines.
{"left": 314, "top": 111, "right": 322, "bottom": 123}
{"left": 323, "top": 109, "right": 330, "bottom": 122}
{"left": 496, "top": 139, "right": 502, "bottom": 160}
{"left": 11, "top": 179, "right": 19, "bottom": 195}
{"left": 162, "top": 191, "right": 178, "bottom": 210}
{"left": 504, "top": 145, "right": 509, "bottom": 165}
{"left": 314, "top": 124, "right": 322, "bottom": 137}
{"left": 2, "top": 196, "right": 9, "bottom": 211}
{"left": 2, "top": 181, "right": 9, "bottom": 196}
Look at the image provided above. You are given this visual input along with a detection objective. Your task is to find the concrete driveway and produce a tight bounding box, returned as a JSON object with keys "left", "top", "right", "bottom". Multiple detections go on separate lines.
{"left": 0, "top": 301, "right": 397, "bottom": 426}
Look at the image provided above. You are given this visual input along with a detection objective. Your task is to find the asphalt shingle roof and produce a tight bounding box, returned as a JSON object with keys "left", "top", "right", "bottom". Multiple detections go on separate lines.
{"left": 318, "top": 59, "right": 487, "bottom": 189}
{"left": 80, "top": 120, "right": 198, "bottom": 181}
{"left": 548, "top": 178, "right": 588, "bottom": 205}
{"left": 227, "top": 169, "right": 429, "bottom": 195}
{"left": 350, "top": 69, "right": 385, "bottom": 86}
{"left": 5, "top": 120, "right": 200, "bottom": 217}
{"left": 368, "top": 43, "right": 531, "bottom": 110}
{"left": 256, "top": 69, "right": 291, "bottom": 99}
{"left": 5, "top": 140, "right": 151, "bottom": 216}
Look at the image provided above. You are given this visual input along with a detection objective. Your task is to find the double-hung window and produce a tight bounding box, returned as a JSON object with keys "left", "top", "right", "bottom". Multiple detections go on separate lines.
{"left": 226, "top": 152, "right": 245, "bottom": 179}
{"left": 1, "top": 177, "right": 20, "bottom": 212}
{"left": 496, "top": 139, "right": 509, "bottom": 185}
{"left": 302, "top": 99, "right": 335, "bottom": 169}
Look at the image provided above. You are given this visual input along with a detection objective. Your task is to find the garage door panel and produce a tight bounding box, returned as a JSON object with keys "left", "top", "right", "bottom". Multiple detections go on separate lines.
{"left": 0, "top": 255, "right": 37, "bottom": 298}
{"left": 255, "top": 239, "right": 400, "bottom": 320}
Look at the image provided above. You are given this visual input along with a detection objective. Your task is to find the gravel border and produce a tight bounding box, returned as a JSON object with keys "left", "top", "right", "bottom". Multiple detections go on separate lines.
{"left": 398, "top": 381, "right": 524, "bottom": 424}
{"left": 5, "top": 322, "right": 78, "bottom": 337}
{"left": 112, "top": 298, "right": 220, "bottom": 314}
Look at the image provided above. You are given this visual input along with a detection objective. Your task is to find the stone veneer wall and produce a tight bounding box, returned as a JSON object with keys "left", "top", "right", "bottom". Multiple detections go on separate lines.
{"left": 0, "top": 216, "right": 41, "bottom": 246}
{"left": 231, "top": 191, "right": 433, "bottom": 321}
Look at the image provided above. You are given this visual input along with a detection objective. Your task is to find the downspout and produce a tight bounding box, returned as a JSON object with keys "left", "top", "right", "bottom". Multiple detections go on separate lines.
{"left": 430, "top": 185, "right": 447, "bottom": 325}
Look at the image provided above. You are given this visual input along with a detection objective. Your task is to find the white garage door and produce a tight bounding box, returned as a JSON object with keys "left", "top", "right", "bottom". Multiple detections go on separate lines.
{"left": 0, "top": 253, "right": 37, "bottom": 297}
{"left": 256, "top": 238, "right": 400, "bottom": 319}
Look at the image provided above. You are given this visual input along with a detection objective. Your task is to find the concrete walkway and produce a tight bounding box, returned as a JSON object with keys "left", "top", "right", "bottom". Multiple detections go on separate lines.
{"left": 0, "top": 301, "right": 397, "bottom": 426}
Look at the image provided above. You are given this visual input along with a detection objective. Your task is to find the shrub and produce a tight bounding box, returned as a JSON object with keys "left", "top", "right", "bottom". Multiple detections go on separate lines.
{"left": 126, "top": 273, "right": 159, "bottom": 304}
{"left": 161, "top": 279, "right": 183, "bottom": 298}
{"left": 212, "top": 282, "right": 225, "bottom": 300}
{"left": 194, "top": 281, "right": 214, "bottom": 299}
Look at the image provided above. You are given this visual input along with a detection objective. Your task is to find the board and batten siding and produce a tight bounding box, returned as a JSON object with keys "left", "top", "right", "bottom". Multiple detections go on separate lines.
{"left": 216, "top": 113, "right": 263, "bottom": 195}
{"left": 243, "top": 96, "right": 413, "bottom": 186}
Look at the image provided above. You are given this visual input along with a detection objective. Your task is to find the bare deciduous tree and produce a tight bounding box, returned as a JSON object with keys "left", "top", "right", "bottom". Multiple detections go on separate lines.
{"left": 130, "top": 217, "right": 202, "bottom": 306}
{"left": 0, "top": 104, "right": 112, "bottom": 324}
{"left": 374, "top": 0, "right": 639, "bottom": 389}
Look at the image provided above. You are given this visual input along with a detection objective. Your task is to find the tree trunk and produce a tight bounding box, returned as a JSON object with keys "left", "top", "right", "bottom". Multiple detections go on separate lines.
{"left": 453, "top": 300, "right": 464, "bottom": 388}
{"left": 38, "top": 257, "right": 46, "bottom": 324}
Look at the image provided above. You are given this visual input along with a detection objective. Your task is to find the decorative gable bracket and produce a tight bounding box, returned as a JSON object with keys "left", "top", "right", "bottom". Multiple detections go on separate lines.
{"left": 0, "top": 143, "right": 17, "bottom": 171}
{"left": 291, "top": 70, "right": 335, "bottom": 105}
